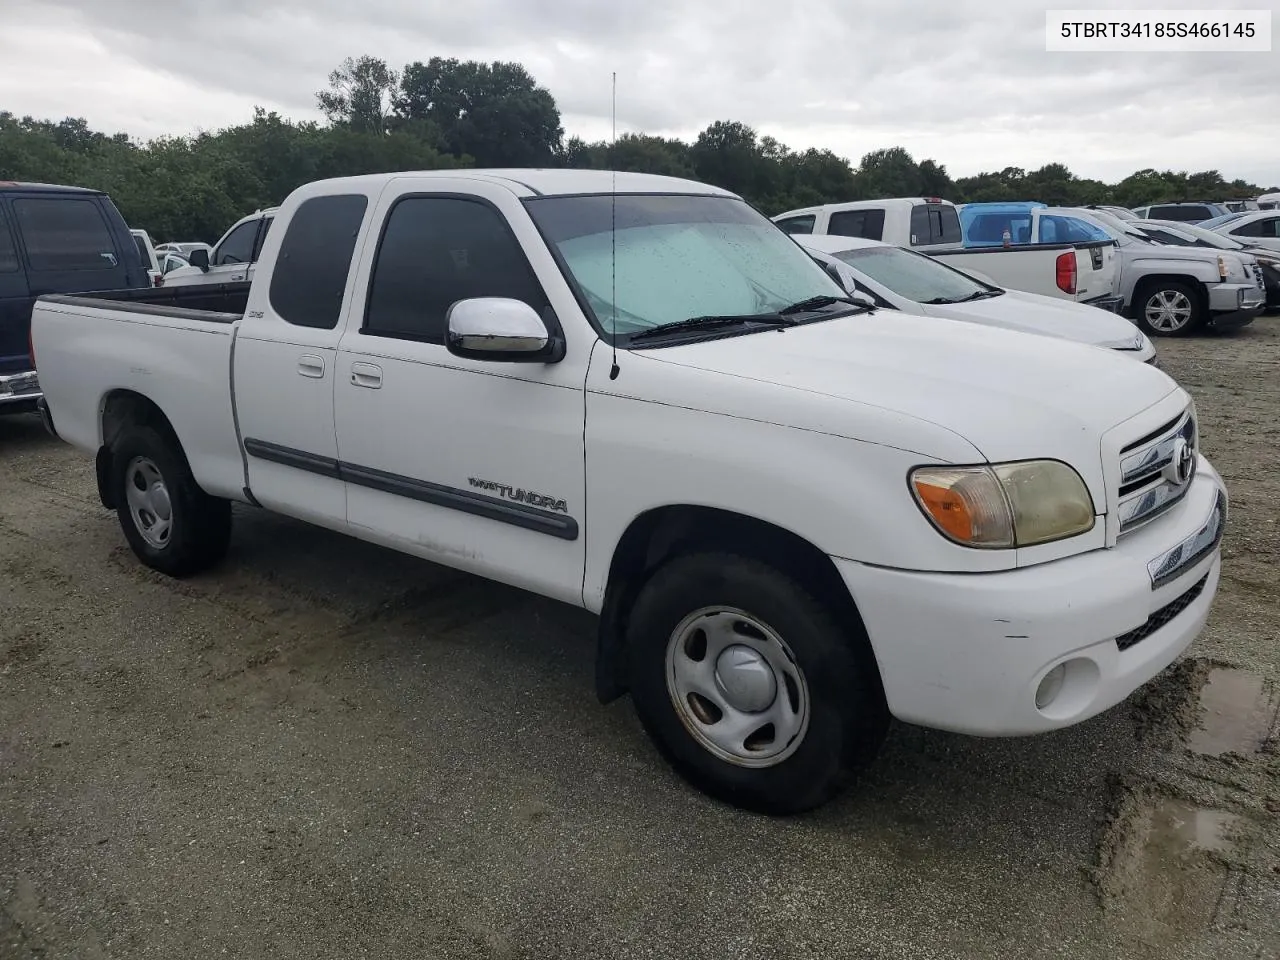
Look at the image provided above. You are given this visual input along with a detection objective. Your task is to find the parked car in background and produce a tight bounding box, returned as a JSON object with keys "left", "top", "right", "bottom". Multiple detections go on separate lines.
{"left": 131, "top": 229, "right": 162, "bottom": 287}
{"left": 1131, "top": 202, "right": 1230, "bottom": 223}
{"left": 155, "top": 241, "right": 211, "bottom": 261}
{"left": 793, "top": 234, "right": 1157, "bottom": 363}
{"left": 772, "top": 198, "right": 965, "bottom": 250}
{"left": 1208, "top": 210, "right": 1280, "bottom": 253}
{"left": 1140, "top": 219, "right": 1279, "bottom": 311}
{"left": 1253, "top": 193, "right": 1280, "bottom": 210}
{"left": 1, "top": 181, "right": 149, "bottom": 414}
{"left": 31, "top": 169, "right": 1227, "bottom": 815}
{"left": 1199, "top": 212, "right": 1246, "bottom": 231}
{"left": 158, "top": 252, "right": 191, "bottom": 276}
{"left": 783, "top": 199, "right": 1121, "bottom": 309}
{"left": 1054, "top": 207, "right": 1264, "bottom": 336}
{"left": 1085, "top": 204, "right": 1140, "bottom": 221}
{"left": 162, "top": 209, "right": 276, "bottom": 288}
{"left": 1221, "top": 199, "right": 1260, "bottom": 214}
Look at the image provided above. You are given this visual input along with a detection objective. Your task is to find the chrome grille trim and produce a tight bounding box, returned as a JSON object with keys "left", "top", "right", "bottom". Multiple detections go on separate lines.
{"left": 1117, "top": 408, "right": 1197, "bottom": 535}
{"left": 1146, "top": 490, "right": 1226, "bottom": 588}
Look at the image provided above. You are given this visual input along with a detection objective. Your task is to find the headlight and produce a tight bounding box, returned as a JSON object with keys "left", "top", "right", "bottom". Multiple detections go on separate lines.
{"left": 910, "top": 460, "right": 1096, "bottom": 549}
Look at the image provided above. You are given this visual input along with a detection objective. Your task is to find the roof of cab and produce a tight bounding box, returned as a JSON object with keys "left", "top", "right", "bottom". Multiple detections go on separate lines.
{"left": 0, "top": 181, "right": 102, "bottom": 194}
{"left": 300, "top": 168, "right": 739, "bottom": 199}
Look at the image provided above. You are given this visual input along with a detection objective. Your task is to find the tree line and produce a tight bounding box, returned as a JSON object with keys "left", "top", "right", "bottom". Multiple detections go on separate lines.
{"left": 0, "top": 53, "right": 1272, "bottom": 244}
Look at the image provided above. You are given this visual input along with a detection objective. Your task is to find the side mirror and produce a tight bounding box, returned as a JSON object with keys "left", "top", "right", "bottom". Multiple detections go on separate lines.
{"left": 189, "top": 248, "right": 210, "bottom": 272}
{"left": 446, "top": 297, "right": 565, "bottom": 363}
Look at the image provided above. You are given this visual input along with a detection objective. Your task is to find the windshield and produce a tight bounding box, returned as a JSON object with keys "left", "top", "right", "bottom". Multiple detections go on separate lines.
{"left": 524, "top": 194, "right": 846, "bottom": 342}
{"left": 833, "top": 245, "right": 990, "bottom": 303}
{"left": 1150, "top": 222, "right": 1243, "bottom": 249}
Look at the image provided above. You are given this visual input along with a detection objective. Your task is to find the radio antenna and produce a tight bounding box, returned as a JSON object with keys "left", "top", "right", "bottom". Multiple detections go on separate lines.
{"left": 608, "top": 70, "right": 620, "bottom": 380}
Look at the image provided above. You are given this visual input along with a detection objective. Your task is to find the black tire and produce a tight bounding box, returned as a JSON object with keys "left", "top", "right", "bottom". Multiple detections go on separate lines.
{"left": 1134, "top": 280, "right": 1205, "bottom": 337}
{"left": 626, "top": 552, "right": 888, "bottom": 815}
{"left": 110, "top": 424, "right": 231, "bottom": 577}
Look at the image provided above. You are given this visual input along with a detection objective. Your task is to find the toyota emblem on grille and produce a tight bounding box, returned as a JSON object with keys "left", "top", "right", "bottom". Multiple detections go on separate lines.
{"left": 1168, "top": 437, "right": 1195, "bottom": 486}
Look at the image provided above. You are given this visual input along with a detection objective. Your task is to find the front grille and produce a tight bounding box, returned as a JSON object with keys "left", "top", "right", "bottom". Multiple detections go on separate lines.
{"left": 1115, "top": 574, "right": 1209, "bottom": 652}
{"left": 1116, "top": 408, "right": 1197, "bottom": 534}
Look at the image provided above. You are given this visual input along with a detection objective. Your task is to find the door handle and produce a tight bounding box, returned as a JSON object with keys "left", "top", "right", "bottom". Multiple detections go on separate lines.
{"left": 232, "top": 274, "right": 245, "bottom": 281}
{"left": 350, "top": 362, "right": 383, "bottom": 389}
{"left": 298, "top": 354, "right": 326, "bottom": 378}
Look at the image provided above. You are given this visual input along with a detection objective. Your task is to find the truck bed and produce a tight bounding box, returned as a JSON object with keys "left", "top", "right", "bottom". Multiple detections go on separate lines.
{"left": 31, "top": 283, "right": 250, "bottom": 505}
{"left": 926, "top": 241, "right": 1121, "bottom": 306}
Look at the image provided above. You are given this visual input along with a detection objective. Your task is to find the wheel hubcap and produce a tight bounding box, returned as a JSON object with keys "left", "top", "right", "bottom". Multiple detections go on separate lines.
{"left": 665, "top": 607, "right": 810, "bottom": 768}
{"left": 124, "top": 456, "right": 173, "bottom": 548}
{"left": 713, "top": 644, "right": 778, "bottom": 713}
{"left": 1144, "top": 290, "right": 1193, "bottom": 332}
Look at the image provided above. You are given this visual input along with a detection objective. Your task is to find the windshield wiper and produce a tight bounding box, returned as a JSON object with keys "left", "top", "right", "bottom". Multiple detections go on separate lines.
{"left": 923, "top": 289, "right": 1003, "bottom": 304}
{"left": 628, "top": 313, "right": 797, "bottom": 344}
{"left": 779, "top": 294, "right": 860, "bottom": 314}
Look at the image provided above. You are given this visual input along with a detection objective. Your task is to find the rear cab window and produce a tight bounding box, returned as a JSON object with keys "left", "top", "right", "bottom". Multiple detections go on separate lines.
{"left": 13, "top": 197, "right": 121, "bottom": 271}
{"left": 909, "top": 204, "right": 961, "bottom": 246}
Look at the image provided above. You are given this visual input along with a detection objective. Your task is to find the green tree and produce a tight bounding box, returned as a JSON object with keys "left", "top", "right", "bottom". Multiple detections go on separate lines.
{"left": 316, "top": 56, "right": 399, "bottom": 135}
{"left": 395, "top": 58, "right": 563, "bottom": 166}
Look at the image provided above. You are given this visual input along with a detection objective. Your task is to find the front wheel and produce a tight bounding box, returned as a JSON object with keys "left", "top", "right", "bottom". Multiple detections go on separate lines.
{"left": 1135, "top": 281, "right": 1204, "bottom": 337}
{"left": 111, "top": 424, "right": 232, "bottom": 577}
{"left": 626, "top": 553, "right": 889, "bottom": 815}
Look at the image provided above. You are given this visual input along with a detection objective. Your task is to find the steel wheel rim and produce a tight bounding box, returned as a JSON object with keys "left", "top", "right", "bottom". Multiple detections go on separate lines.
{"left": 664, "top": 606, "right": 811, "bottom": 768}
{"left": 124, "top": 456, "right": 173, "bottom": 549}
{"left": 1144, "top": 290, "right": 1194, "bottom": 332}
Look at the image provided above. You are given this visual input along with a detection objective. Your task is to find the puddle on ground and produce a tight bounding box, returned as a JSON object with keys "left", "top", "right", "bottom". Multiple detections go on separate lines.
{"left": 1188, "top": 668, "right": 1278, "bottom": 757}
{"left": 1151, "top": 799, "right": 1238, "bottom": 854}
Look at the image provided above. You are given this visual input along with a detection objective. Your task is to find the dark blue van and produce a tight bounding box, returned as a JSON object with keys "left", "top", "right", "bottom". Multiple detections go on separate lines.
{"left": 0, "top": 182, "right": 148, "bottom": 414}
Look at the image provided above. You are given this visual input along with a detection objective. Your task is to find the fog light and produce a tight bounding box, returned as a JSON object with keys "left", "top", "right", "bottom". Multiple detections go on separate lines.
{"left": 1035, "top": 663, "right": 1067, "bottom": 710}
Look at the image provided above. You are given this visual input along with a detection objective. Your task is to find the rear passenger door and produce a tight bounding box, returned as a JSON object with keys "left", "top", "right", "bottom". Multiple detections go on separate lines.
{"left": 0, "top": 203, "right": 32, "bottom": 374}
{"left": 235, "top": 194, "right": 372, "bottom": 528}
{"left": 11, "top": 194, "right": 134, "bottom": 298}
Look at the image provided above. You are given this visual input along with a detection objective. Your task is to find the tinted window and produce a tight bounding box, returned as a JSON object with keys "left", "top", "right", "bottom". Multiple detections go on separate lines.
{"left": 0, "top": 208, "right": 18, "bottom": 273}
{"left": 776, "top": 215, "right": 815, "bottom": 235}
{"left": 13, "top": 198, "right": 118, "bottom": 272}
{"left": 269, "top": 196, "right": 368, "bottom": 330}
{"left": 828, "top": 209, "right": 885, "bottom": 240}
{"left": 133, "top": 234, "right": 151, "bottom": 265}
{"left": 213, "top": 220, "right": 258, "bottom": 265}
{"left": 934, "top": 206, "right": 962, "bottom": 244}
{"left": 1152, "top": 205, "right": 1211, "bottom": 222}
{"left": 364, "top": 197, "right": 548, "bottom": 343}
{"left": 251, "top": 216, "right": 274, "bottom": 262}
{"left": 909, "top": 205, "right": 929, "bottom": 245}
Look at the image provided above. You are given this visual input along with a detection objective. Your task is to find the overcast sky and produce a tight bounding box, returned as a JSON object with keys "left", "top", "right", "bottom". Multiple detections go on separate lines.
{"left": 3, "top": 0, "right": 1277, "bottom": 186}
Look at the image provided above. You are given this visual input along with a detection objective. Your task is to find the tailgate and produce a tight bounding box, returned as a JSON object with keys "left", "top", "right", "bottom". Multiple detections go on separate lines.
{"left": 1073, "top": 240, "right": 1119, "bottom": 302}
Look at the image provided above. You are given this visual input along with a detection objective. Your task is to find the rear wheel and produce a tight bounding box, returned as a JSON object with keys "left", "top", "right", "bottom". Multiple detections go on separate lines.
{"left": 111, "top": 424, "right": 231, "bottom": 577}
{"left": 626, "top": 552, "right": 888, "bottom": 815}
{"left": 1135, "top": 281, "right": 1204, "bottom": 337}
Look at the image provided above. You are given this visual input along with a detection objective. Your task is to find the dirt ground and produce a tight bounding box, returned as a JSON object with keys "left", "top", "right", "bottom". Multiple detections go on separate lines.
{"left": 2, "top": 318, "right": 1278, "bottom": 960}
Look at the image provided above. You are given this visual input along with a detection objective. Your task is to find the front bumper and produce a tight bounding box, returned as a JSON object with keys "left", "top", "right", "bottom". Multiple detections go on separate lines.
{"left": 836, "top": 459, "right": 1226, "bottom": 737}
{"left": 1208, "top": 280, "right": 1265, "bottom": 317}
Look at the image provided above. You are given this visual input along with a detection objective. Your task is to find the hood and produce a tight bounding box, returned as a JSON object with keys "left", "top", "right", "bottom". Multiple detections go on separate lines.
{"left": 645, "top": 312, "right": 1180, "bottom": 499}
{"left": 928, "top": 289, "right": 1147, "bottom": 352}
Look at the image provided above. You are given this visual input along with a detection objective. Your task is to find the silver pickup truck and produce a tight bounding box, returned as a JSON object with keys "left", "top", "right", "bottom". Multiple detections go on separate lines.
{"left": 1052, "top": 207, "right": 1265, "bottom": 337}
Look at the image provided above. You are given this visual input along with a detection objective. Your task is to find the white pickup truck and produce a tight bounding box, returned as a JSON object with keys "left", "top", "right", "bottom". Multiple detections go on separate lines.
{"left": 772, "top": 200, "right": 1124, "bottom": 311}
{"left": 32, "top": 170, "right": 1227, "bottom": 815}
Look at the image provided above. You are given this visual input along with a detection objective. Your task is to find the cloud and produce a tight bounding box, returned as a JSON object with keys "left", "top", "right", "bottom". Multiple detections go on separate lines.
{"left": 2, "top": 0, "right": 1277, "bottom": 185}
